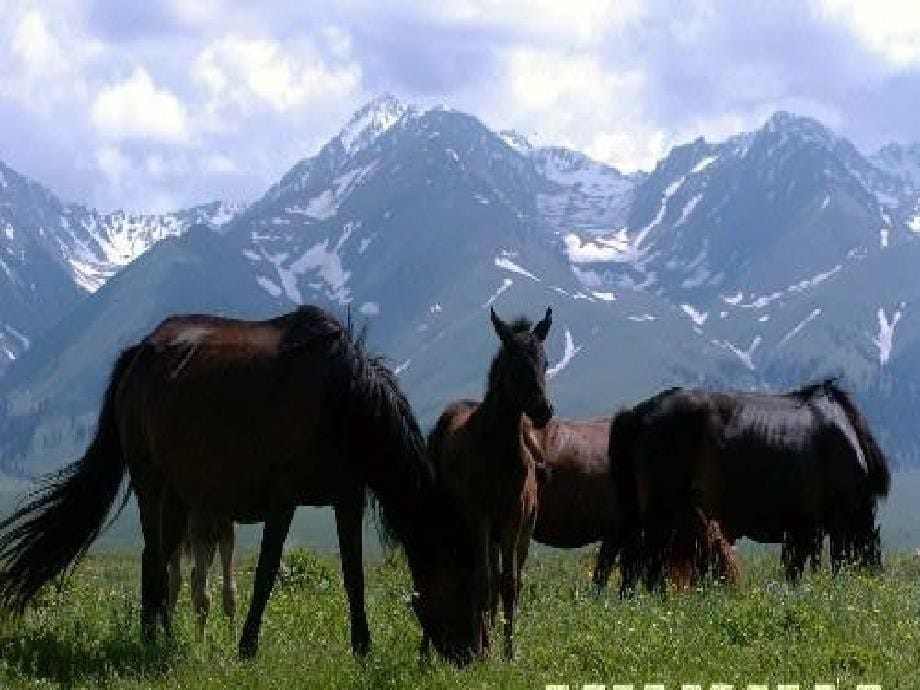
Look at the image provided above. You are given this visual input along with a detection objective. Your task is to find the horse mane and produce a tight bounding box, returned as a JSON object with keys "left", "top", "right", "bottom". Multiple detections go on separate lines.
{"left": 786, "top": 377, "right": 891, "bottom": 497}
{"left": 322, "top": 311, "right": 433, "bottom": 551}
{"left": 819, "top": 380, "right": 892, "bottom": 497}
{"left": 486, "top": 316, "right": 533, "bottom": 393}
{"left": 787, "top": 376, "right": 840, "bottom": 401}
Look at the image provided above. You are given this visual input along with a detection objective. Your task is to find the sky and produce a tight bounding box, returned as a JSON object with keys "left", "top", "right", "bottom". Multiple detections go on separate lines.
{"left": 0, "top": 0, "right": 919, "bottom": 212}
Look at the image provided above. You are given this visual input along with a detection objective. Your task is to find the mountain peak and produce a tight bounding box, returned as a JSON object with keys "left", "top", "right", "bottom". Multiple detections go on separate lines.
{"left": 338, "top": 94, "right": 413, "bottom": 156}
{"left": 763, "top": 111, "right": 838, "bottom": 147}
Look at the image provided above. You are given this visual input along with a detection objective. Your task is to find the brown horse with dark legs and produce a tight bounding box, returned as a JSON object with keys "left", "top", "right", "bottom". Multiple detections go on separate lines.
{"left": 612, "top": 380, "right": 891, "bottom": 592}
{"left": 524, "top": 416, "right": 623, "bottom": 589}
{"left": 167, "top": 512, "right": 237, "bottom": 640}
{"left": 427, "top": 307, "right": 553, "bottom": 660}
{"left": 0, "top": 306, "right": 479, "bottom": 662}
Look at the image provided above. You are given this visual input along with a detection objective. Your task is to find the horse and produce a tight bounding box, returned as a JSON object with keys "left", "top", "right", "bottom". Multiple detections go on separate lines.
{"left": 427, "top": 307, "right": 553, "bottom": 659}
{"left": 0, "top": 305, "right": 480, "bottom": 661}
{"left": 167, "top": 511, "right": 237, "bottom": 640}
{"left": 611, "top": 380, "right": 891, "bottom": 591}
{"left": 524, "top": 415, "right": 623, "bottom": 589}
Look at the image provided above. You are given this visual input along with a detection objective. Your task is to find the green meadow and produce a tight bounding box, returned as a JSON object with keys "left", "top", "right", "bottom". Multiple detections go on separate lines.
{"left": 0, "top": 473, "right": 918, "bottom": 688}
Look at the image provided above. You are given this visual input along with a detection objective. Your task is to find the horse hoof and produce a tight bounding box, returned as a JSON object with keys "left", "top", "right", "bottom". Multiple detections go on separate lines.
{"left": 351, "top": 637, "right": 370, "bottom": 658}
{"left": 238, "top": 637, "right": 259, "bottom": 660}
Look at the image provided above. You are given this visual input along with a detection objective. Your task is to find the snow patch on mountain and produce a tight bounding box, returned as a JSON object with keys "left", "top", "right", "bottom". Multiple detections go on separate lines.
{"left": 691, "top": 155, "right": 718, "bottom": 174}
{"left": 632, "top": 174, "right": 687, "bottom": 255}
{"left": 256, "top": 275, "right": 282, "bottom": 298}
{"left": 547, "top": 328, "right": 581, "bottom": 378}
{"left": 563, "top": 231, "right": 631, "bottom": 263}
{"left": 265, "top": 239, "right": 351, "bottom": 305}
{"left": 675, "top": 193, "right": 702, "bottom": 227}
{"left": 874, "top": 305, "right": 904, "bottom": 365}
{"left": 483, "top": 278, "right": 513, "bottom": 307}
{"left": 778, "top": 307, "right": 822, "bottom": 347}
{"left": 495, "top": 255, "right": 539, "bottom": 281}
{"left": 681, "top": 304, "right": 708, "bottom": 326}
{"left": 715, "top": 336, "right": 761, "bottom": 371}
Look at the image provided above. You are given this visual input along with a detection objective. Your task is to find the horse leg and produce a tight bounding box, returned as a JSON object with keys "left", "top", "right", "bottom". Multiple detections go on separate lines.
{"left": 488, "top": 540, "right": 500, "bottom": 629}
{"left": 592, "top": 536, "right": 619, "bottom": 591}
{"left": 501, "top": 512, "right": 534, "bottom": 661}
{"left": 333, "top": 497, "right": 371, "bottom": 657}
{"left": 219, "top": 520, "right": 238, "bottom": 624}
{"left": 498, "top": 535, "right": 518, "bottom": 661}
{"left": 829, "top": 529, "right": 845, "bottom": 575}
{"left": 159, "top": 488, "right": 189, "bottom": 633}
{"left": 136, "top": 482, "right": 167, "bottom": 642}
{"left": 470, "top": 523, "right": 492, "bottom": 656}
{"left": 239, "top": 507, "right": 295, "bottom": 659}
{"left": 617, "top": 527, "right": 643, "bottom": 596}
{"left": 190, "top": 520, "right": 217, "bottom": 641}
{"left": 167, "top": 540, "right": 181, "bottom": 616}
{"left": 784, "top": 531, "right": 808, "bottom": 583}
{"left": 706, "top": 518, "right": 739, "bottom": 587}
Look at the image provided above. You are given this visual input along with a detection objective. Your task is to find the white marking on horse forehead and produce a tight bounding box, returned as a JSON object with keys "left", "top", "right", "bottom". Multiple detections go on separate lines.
{"left": 172, "top": 326, "right": 213, "bottom": 348}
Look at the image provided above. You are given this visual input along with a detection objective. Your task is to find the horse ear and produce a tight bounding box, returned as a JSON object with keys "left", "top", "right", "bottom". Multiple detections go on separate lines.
{"left": 533, "top": 307, "right": 552, "bottom": 341}
{"left": 490, "top": 307, "right": 513, "bottom": 343}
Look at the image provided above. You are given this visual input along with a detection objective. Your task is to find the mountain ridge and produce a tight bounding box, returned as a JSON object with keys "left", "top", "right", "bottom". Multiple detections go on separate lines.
{"left": 2, "top": 96, "right": 920, "bottom": 474}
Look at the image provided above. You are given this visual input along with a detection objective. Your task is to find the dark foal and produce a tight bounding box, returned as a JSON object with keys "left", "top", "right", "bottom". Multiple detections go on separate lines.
{"left": 428, "top": 307, "right": 553, "bottom": 659}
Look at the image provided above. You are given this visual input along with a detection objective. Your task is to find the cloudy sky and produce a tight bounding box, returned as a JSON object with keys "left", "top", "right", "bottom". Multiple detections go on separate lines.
{"left": 1, "top": 0, "right": 919, "bottom": 212}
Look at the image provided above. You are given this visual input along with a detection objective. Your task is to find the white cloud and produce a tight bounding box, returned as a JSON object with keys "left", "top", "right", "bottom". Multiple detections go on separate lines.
{"left": 96, "top": 145, "right": 130, "bottom": 183}
{"left": 817, "top": 0, "right": 920, "bottom": 66}
{"left": 91, "top": 67, "right": 188, "bottom": 142}
{"left": 427, "top": 0, "right": 645, "bottom": 45}
{"left": 12, "top": 10, "right": 64, "bottom": 73}
{"left": 192, "top": 35, "right": 361, "bottom": 114}
{"left": 502, "top": 48, "right": 662, "bottom": 171}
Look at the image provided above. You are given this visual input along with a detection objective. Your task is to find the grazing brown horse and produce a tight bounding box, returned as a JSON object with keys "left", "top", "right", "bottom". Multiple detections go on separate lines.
{"left": 427, "top": 307, "right": 553, "bottom": 659}
{"left": 0, "top": 306, "right": 479, "bottom": 661}
{"left": 524, "top": 415, "right": 623, "bottom": 588}
{"left": 167, "top": 512, "right": 237, "bottom": 640}
{"left": 612, "top": 380, "right": 891, "bottom": 591}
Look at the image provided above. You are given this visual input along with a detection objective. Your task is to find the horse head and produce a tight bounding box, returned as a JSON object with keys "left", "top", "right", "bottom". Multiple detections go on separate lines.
{"left": 488, "top": 306, "right": 554, "bottom": 428}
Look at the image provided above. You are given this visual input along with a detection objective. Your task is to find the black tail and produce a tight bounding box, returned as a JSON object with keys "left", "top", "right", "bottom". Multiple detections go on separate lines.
{"left": 823, "top": 380, "right": 891, "bottom": 498}
{"left": 0, "top": 344, "right": 140, "bottom": 611}
{"left": 609, "top": 407, "right": 641, "bottom": 511}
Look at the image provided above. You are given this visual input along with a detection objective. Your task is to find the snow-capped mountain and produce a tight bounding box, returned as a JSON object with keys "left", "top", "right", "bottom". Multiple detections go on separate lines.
{"left": 497, "top": 131, "right": 643, "bottom": 235}
{"left": 4, "top": 96, "right": 920, "bottom": 474}
{"left": 0, "top": 158, "right": 237, "bottom": 367}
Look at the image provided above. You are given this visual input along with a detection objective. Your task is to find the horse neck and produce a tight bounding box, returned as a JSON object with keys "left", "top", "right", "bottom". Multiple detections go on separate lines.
{"left": 473, "top": 386, "right": 526, "bottom": 466}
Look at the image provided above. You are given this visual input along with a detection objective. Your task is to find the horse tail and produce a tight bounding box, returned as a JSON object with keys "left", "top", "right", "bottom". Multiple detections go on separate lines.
{"left": 0, "top": 344, "right": 140, "bottom": 612}
{"left": 824, "top": 381, "right": 891, "bottom": 498}
{"left": 609, "top": 407, "right": 641, "bottom": 513}
{"left": 608, "top": 387, "right": 682, "bottom": 512}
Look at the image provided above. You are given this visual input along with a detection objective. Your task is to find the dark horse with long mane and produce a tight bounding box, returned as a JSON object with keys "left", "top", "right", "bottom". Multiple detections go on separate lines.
{"left": 0, "top": 306, "right": 478, "bottom": 661}
{"left": 524, "top": 415, "right": 623, "bottom": 588}
{"left": 427, "top": 307, "right": 552, "bottom": 659}
{"left": 612, "top": 380, "right": 891, "bottom": 591}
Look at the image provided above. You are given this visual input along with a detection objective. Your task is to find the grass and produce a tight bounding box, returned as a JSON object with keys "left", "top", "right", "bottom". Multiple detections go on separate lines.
{"left": 0, "top": 549, "right": 917, "bottom": 689}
